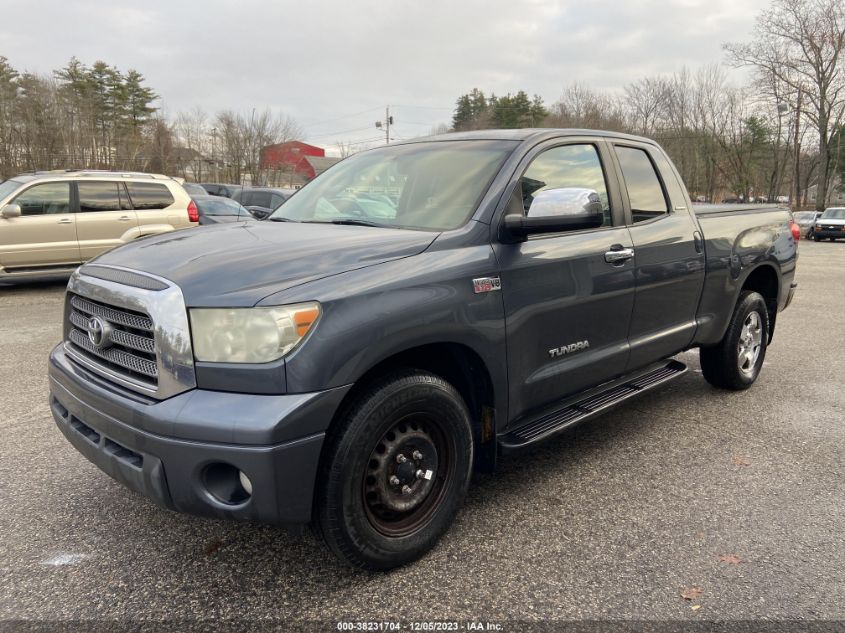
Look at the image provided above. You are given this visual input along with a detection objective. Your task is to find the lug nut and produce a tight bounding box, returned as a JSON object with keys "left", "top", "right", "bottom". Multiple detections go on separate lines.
{"left": 412, "top": 450, "right": 423, "bottom": 460}
{"left": 396, "top": 454, "right": 408, "bottom": 464}
{"left": 401, "top": 485, "right": 413, "bottom": 495}
{"left": 415, "top": 469, "right": 424, "bottom": 480}
{"left": 389, "top": 475, "right": 400, "bottom": 486}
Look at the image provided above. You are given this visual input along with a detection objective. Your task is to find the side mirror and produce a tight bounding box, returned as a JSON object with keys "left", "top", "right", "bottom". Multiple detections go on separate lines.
{"left": 1, "top": 203, "right": 21, "bottom": 219}
{"left": 502, "top": 188, "right": 604, "bottom": 241}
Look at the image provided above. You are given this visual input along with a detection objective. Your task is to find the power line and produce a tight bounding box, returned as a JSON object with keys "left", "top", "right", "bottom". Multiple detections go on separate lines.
{"left": 306, "top": 125, "right": 376, "bottom": 140}
{"left": 300, "top": 106, "right": 384, "bottom": 129}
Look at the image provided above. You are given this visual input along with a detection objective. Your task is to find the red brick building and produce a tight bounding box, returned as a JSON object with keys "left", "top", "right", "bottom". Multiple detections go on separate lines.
{"left": 261, "top": 141, "right": 329, "bottom": 180}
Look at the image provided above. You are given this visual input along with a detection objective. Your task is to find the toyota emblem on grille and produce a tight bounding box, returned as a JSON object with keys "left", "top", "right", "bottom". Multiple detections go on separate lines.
{"left": 87, "top": 316, "right": 113, "bottom": 349}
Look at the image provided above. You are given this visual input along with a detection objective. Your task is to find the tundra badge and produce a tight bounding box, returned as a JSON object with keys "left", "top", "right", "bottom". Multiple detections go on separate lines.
{"left": 549, "top": 340, "right": 590, "bottom": 358}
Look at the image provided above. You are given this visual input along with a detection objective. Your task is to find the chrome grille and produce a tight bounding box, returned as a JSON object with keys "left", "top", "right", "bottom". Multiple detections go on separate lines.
{"left": 66, "top": 293, "right": 158, "bottom": 387}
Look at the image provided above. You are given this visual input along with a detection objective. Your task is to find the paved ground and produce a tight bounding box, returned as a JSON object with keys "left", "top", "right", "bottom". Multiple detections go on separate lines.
{"left": 0, "top": 243, "right": 842, "bottom": 628}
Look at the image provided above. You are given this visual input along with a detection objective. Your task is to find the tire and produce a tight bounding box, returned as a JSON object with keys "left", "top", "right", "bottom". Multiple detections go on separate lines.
{"left": 313, "top": 370, "right": 474, "bottom": 570}
{"left": 700, "top": 291, "right": 769, "bottom": 390}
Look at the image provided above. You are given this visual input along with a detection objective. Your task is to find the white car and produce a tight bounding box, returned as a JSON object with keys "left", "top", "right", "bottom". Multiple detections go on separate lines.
{"left": 813, "top": 207, "right": 845, "bottom": 242}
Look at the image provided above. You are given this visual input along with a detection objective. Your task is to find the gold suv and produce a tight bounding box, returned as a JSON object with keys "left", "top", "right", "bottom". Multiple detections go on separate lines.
{"left": 0, "top": 171, "right": 198, "bottom": 280}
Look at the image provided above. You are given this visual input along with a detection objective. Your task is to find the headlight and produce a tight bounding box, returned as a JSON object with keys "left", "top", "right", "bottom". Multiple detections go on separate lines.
{"left": 189, "top": 302, "right": 321, "bottom": 363}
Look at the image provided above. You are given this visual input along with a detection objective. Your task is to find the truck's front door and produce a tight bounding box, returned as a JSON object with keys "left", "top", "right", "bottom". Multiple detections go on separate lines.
{"left": 493, "top": 140, "right": 637, "bottom": 424}
{"left": 608, "top": 143, "right": 706, "bottom": 370}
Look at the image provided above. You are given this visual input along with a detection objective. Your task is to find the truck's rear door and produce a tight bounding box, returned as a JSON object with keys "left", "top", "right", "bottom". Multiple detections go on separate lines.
{"left": 608, "top": 142, "right": 706, "bottom": 370}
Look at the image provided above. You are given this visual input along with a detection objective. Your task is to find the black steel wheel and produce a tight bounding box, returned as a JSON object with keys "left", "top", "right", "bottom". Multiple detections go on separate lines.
{"left": 314, "top": 370, "right": 473, "bottom": 570}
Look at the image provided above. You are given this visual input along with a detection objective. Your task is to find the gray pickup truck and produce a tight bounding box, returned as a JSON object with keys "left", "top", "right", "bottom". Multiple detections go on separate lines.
{"left": 48, "top": 129, "right": 798, "bottom": 570}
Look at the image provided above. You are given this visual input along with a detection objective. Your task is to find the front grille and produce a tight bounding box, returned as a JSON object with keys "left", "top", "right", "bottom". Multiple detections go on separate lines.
{"left": 66, "top": 293, "right": 158, "bottom": 388}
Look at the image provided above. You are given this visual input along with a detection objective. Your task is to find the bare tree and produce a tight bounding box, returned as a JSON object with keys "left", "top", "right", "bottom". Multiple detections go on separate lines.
{"left": 175, "top": 106, "right": 209, "bottom": 180}
{"left": 624, "top": 76, "right": 671, "bottom": 134}
{"left": 725, "top": 0, "right": 845, "bottom": 210}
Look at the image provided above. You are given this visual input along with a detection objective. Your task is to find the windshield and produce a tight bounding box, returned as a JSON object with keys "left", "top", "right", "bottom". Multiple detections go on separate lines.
{"left": 821, "top": 208, "right": 845, "bottom": 219}
{"left": 0, "top": 179, "right": 23, "bottom": 202}
{"left": 195, "top": 197, "right": 250, "bottom": 217}
{"left": 794, "top": 212, "right": 816, "bottom": 223}
{"left": 269, "top": 140, "right": 517, "bottom": 231}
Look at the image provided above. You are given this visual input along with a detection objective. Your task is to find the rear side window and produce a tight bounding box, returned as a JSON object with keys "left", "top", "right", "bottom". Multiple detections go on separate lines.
{"left": 249, "top": 192, "right": 273, "bottom": 208}
{"left": 126, "top": 182, "right": 175, "bottom": 210}
{"left": 615, "top": 146, "right": 668, "bottom": 223}
{"left": 13, "top": 182, "right": 71, "bottom": 215}
{"left": 78, "top": 181, "right": 120, "bottom": 212}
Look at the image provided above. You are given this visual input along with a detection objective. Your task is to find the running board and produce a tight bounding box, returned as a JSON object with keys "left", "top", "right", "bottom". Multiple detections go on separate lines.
{"left": 499, "top": 359, "right": 687, "bottom": 452}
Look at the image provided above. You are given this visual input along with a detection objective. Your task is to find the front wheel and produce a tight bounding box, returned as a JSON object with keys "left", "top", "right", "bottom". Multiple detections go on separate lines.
{"left": 700, "top": 291, "right": 769, "bottom": 390}
{"left": 313, "top": 371, "right": 474, "bottom": 570}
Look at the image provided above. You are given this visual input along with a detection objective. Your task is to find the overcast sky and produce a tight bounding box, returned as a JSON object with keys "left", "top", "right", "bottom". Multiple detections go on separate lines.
{"left": 2, "top": 0, "right": 769, "bottom": 154}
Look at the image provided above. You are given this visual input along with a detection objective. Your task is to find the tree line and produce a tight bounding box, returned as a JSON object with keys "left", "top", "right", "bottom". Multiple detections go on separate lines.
{"left": 0, "top": 56, "right": 301, "bottom": 184}
{"left": 449, "top": 0, "right": 845, "bottom": 210}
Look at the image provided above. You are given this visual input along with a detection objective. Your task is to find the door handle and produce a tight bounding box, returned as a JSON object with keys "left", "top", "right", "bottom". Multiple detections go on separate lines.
{"left": 57, "top": 218, "right": 73, "bottom": 224}
{"left": 118, "top": 215, "right": 132, "bottom": 221}
{"left": 693, "top": 230, "right": 704, "bottom": 254}
{"left": 604, "top": 247, "right": 635, "bottom": 264}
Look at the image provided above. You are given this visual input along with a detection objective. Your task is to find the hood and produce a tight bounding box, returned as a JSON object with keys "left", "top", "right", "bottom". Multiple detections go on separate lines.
{"left": 91, "top": 222, "right": 437, "bottom": 306}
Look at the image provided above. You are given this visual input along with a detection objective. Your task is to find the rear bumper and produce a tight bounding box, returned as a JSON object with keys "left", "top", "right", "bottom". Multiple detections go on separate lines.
{"left": 49, "top": 343, "right": 350, "bottom": 526}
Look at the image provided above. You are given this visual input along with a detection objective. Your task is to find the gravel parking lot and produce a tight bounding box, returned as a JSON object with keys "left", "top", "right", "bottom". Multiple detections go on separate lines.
{"left": 0, "top": 242, "right": 842, "bottom": 627}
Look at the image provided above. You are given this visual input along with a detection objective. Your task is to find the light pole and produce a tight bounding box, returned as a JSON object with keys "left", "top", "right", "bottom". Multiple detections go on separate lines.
{"left": 211, "top": 127, "right": 217, "bottom": 181}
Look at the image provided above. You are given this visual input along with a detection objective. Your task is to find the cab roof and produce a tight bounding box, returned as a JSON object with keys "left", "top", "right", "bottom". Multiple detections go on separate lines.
{"left": 403, "top": 128, "right": 659, "bottom": 146}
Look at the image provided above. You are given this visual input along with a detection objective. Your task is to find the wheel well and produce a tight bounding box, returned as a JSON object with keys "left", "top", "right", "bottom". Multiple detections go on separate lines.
{"left": 741, "top": 264, "right": 779, "bottom": 340}
{"left": 327, "top": 343, "right": 497, "bottom": 471}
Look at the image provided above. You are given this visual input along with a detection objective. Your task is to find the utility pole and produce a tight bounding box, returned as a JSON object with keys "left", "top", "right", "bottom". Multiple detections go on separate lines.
{"left": 792, "top": 86, "right": 802, "bottom": 210}
{"left": 375, "top": 106, "right": 394, "bottom": 144}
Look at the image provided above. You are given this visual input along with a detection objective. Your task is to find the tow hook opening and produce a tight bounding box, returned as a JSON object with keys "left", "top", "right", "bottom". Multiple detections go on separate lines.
{"left": 202, "top": 463, "right": 252, "bottom": 505}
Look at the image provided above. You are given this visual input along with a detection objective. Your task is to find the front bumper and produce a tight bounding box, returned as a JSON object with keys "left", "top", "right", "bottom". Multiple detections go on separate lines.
{"left": 49, "top": 343, "right": 350, "bottom": 526}
{"left": 813, "top": 228, "right": 845, "bottom": 238}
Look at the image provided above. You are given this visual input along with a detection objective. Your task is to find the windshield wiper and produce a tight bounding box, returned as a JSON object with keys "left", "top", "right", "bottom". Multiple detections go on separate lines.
{"left": 312, "top": 219, "right": 388, "bottom": 227}
{"left": 267, "top": 216, "right": 298, "bottom": 222}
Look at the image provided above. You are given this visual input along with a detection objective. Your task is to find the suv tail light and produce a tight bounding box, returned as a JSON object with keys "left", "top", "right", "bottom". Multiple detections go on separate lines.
{"left": 188, "top": 200, "right": 199, "bottom": 223}
{"left": 790, "top": 220, "right": 800, "bottom": 241}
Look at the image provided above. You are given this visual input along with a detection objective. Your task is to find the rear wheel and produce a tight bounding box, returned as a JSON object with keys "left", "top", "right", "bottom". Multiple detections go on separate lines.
{"left": 314, "top": 370, "right": 473, "bottom": 570}
{"left": 700, "top": 291, "right": 768, "bottom": 390}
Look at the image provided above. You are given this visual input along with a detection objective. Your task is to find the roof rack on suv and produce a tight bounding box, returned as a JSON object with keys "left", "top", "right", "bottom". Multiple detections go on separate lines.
{"left": 74, "top": 170, "right": 174, "bottom": 180}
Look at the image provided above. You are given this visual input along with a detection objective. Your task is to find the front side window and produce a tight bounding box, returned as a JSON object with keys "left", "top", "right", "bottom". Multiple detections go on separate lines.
{"left": 615, "top": 146, "right": 668, "bottom": 223}
{"left": 519, "top": 144, "right": 611, "bottom": 226}
{"left": 78, "top": 181, "right": 120, "bottom": 212}
{"left": 13, "top": 182, "right": 70, "bottom": 215}
{"left": 270, "top": 140, "right": 516, "bottom": 231}
{"left": 126, "top": 182, "right": 175, "bottom": 210}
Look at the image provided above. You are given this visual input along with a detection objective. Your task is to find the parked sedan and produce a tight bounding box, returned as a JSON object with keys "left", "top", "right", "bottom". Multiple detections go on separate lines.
{"left": 193, "top": 195, "right": 252, "bottom": 225}
{"left": 233, "top": 187, "right": 296, "bottom": 220}
{"left": 813, "top": 207, "right": 845, "bottom": 242}
{"left": 182, "top": 183, "right": 208, "bottom": 198}
{"left": 792, "top": 211, "right": 818, "bottom": 238}
{"left": 199, "top": 183, "right": 243, "bottom": 198}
